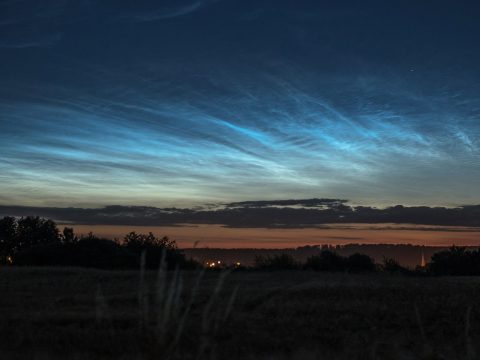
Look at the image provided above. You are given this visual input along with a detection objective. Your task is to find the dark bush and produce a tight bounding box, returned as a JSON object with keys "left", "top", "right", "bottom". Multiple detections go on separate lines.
{"left": 62, "top": 227, "right": 78, "bottom": 243}
{"left": 71, "top": 237, "right": 138, "bottom": 269}
{"left": 14, "top": 238, "right": 137, "bottom": 269}
{"left": 123, "top": 231, "right": 197, "bottom": 270}
{"left": 304, "top": 250, "right": 346, "bottom": 272}
{"left": 381, "top": 257, "right": 411, "bottom": 275}
{"left": 13, "top": 242, "right": 69, "bottom": 267}
{"left": 428, "top": 246, "right": 480, "bottom": 276}
{"left": 254, "top": 254, "right": 300, "bottom": 270}
{"left": 345, "top": 253, "right": 376, "bottom": 273}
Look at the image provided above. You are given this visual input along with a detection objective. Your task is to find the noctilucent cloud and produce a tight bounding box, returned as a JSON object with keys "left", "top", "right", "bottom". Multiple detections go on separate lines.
{"left": 0, "top": 0, "right": 479, "bottom": 207}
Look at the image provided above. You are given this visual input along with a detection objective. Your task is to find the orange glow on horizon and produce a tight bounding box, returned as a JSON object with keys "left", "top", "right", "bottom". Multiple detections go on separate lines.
{"left": 60, "top": 223, "right": 480, "bottom": 248}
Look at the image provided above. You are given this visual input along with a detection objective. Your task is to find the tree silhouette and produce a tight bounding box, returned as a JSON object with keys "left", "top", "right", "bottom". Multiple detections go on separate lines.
{"left": 123, "top": 231, "right": 193, "bottom": 269}
{"left": 123, "top": 231, "right": 176, "bottom": 250}
{"left": 0, "top": 216, "right": 60, "bottom": 263}
{"left": 15, "top": 216, "right": 60, "bottom": 251}
{"left": 0, "top": 216, "right": 16, "bottom": 263}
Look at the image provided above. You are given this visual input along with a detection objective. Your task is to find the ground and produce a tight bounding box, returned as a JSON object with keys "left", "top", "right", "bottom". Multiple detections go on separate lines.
{"left": 1, "top": 267, "right": 480, "bottom": 359}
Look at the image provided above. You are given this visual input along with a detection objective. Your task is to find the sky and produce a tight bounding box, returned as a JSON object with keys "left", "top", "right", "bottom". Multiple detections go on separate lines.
{"left": 1, "top": 0, "right": 479, "bottom": 208}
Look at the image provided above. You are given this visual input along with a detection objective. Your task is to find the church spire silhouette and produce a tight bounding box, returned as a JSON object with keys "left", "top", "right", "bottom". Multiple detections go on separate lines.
{"left": 420, "top": 246, "right": 426, "bottom": 268}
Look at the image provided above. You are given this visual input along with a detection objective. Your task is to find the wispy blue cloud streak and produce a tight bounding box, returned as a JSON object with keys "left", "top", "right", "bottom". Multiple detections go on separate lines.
{"left": 0, "top": 1, "right": 479, "bottom": 207}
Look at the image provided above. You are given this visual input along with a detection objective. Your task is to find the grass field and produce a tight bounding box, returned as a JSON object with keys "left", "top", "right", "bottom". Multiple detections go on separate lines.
{"left": 1, "top": 267, "right": 480, "bottom": 359}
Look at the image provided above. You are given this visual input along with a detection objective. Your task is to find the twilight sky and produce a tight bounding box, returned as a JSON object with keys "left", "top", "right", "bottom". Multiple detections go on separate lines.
{"left": 0, "top": 0, "right": 479, "bottom": 208}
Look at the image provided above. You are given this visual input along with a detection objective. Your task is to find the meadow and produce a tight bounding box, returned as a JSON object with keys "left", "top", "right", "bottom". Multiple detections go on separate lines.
{"left": 1, "top": 267, "right": 480, "bottom": 360}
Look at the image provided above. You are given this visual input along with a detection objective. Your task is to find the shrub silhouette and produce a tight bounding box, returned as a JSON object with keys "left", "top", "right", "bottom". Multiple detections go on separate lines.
{"left": 123, "top": 231, "right": 197, "bottom": 270}
{"left": 72, "top": 236, "right": 137, "bottom": 269}
{"left": 381, "top": 257, "right": 411, "bottom": 274}
{"left": 428, "top": 246, "right": 480, "bottom": 275}
{"left": 304, "top": 250, "right": 346, "bottom": 272}
{"left": 304, "top": 251, "right": 375, "bottom": 273}
{"left": 62, "top": 227, "right": 78, "bottom": 243}
{"left": 254, "top": 254, "right": 300, "bottom": 270}
{"left": 345, "top": 253, "right": 376, "bottom": 273}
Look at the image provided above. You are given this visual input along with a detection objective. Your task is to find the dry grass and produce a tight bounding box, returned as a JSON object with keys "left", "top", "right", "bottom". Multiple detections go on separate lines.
{"left": 1, "top": 267, "right": 480, "bottom": 359}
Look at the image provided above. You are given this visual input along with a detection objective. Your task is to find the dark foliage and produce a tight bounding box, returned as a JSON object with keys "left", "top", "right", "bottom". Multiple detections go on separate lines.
{"left": 123, "top": 231, "right": 197, "bottom": 270}
{"left": 15, "top": 217, "right": 60, "bottom": 251}
{"left": 254, "top": 254, "right": 300, "bottom": 270}
{"left": 345, "top": 253, "right": 376, "bottom": 273}
{"left": 381, "top": 257, "right": 412, "bottom": 275}
{"left": 14, "top": 238, "right": 136, "bottom": 269}
{"left": 62, "top": 227, "right": 78, "bottom": 243}
{"left": 428, "top": 246, "right": 480, "bottom": 275}
{"left": 304, "top": 250, "right": 376, "bottom": 273}
{"left": 1, "top": 216, "right": 197, "bottom": 270}
{"left": 4, "top": 215, "right": 480, "bottom": 276}
{"left": 0, "top": 216, "right": 60, "bottom": 263}
{"left": 0, "top": 216, "right": 16, "bottom": 263}
{"left": 304, "top": 250, "right": 346, "bottom": 272}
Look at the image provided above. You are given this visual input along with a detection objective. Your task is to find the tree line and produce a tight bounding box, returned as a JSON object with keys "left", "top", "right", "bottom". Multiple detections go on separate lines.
{"left": 1, "top": 216, "right": 479, "bottom": 275}
{"left": 0, "top": 216, "right": 196, "bottom": 269}
{"left": 254, "top": 248, "right": 480, "bottom": 275}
